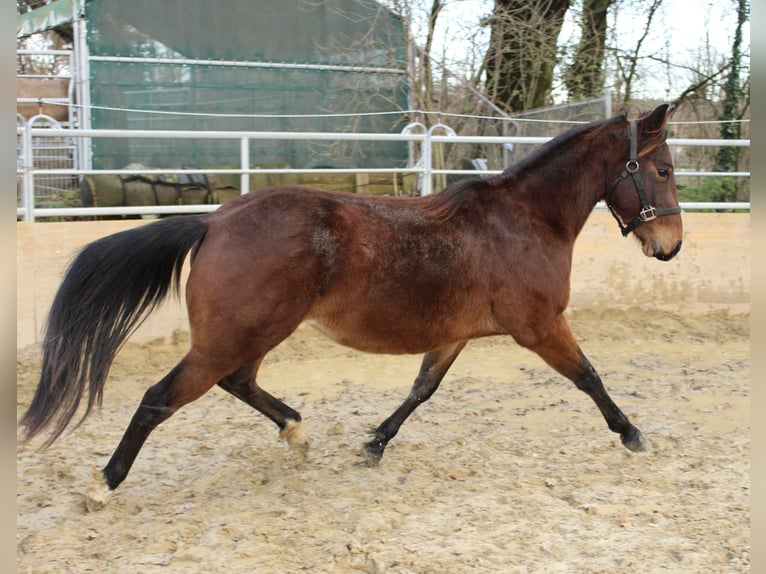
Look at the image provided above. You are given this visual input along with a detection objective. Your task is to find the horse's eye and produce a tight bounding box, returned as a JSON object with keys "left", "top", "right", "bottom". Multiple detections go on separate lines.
{"left": 657, "top": 168, "right": 670, "bottom": 178}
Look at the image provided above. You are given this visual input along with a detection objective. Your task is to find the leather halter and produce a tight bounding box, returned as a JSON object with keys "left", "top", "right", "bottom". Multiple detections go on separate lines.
{"left": 606, "top": 120, "right": 682, "bottom": 237}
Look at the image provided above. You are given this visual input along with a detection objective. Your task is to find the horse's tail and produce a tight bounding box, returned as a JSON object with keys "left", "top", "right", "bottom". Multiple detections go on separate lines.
{"left": 19, "top": 215, "right": 208, "bottom": 448}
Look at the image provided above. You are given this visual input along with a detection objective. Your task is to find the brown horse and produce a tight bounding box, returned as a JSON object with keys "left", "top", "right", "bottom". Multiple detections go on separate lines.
{"left": 20, "top": 104, "right": 683, "bottom": 510}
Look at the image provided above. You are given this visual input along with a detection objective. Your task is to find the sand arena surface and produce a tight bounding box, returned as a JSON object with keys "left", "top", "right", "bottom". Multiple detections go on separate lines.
{"left": 16, "top": 212, "right": 750, "bottom": 572}
{"left": 17, "top": 308, "right": 749, "bottom": 573}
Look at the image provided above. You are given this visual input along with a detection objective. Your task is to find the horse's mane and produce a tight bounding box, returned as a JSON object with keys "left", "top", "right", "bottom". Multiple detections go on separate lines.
{"left": 421, "top": 116, "right": 621, "bottom": 222}
{"left": 422, "top": 109, "right": 666, "bottom": 223}
{"left": 496, "top": 113, "right": 627, "bottom": 181}
{"left": 421, "top": 177, "right": 483, "bottom": 221}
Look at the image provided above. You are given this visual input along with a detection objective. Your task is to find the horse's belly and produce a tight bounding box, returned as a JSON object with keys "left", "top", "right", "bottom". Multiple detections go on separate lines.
{"left": 302, "top": 309, "right": 498, "bottom": 355}
{"left": 301, "top": 319, "right": 445, "bottom": 355}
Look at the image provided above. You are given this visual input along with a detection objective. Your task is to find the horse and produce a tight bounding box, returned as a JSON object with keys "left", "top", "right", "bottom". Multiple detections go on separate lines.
{"left": 19, "top": 104, "right": 683, "bottom": 511}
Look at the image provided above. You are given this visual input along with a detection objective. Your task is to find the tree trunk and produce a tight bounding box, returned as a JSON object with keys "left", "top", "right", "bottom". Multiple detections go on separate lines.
{"left": 713, "top": 0, "right": 748, "bottom": 175}
{"left": 565, "top": 0, "right": 613, "bottom": 100}
{"left": 421, "top": 0, "right": 444, "bottom": 114}
{"left": 484, "top": 0, "right": 571, "bottom": 112}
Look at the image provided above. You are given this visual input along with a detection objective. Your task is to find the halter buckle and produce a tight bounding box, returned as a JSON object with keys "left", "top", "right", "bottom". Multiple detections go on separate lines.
{"left": 639, "top": 206, "right": 657, "bottom": 222}
{"left": 625, "top": 160, "right": 639, "bottom": 173}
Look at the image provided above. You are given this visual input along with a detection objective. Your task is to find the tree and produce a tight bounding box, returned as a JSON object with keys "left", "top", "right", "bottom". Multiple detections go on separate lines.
{"left": 713, "top": 0, "right": 749, "bottom": 184}
{"left": 421, "top": 0, "right": 445, "bottom": 112}
{"left": 565, "top": 0, "right": 613, "bottom": 99}
{"left": 483, "top": 0, "right": 571, "bottom": 112}
{"left": 610, "top": 0, "right": 663, "bottom": 107}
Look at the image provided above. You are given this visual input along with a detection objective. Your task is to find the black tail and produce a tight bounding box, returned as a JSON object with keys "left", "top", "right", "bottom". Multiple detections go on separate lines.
{"left": 20, "top": 215, "right": 208, "bottom": 447}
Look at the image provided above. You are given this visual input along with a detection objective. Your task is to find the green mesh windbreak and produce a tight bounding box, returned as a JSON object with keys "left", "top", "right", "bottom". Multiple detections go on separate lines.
{"left": 86, "top": 0, "right": 409, "bottom": 169}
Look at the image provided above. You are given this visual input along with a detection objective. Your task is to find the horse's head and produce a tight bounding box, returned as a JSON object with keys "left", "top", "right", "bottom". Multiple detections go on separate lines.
{"left": 606, "top": 104, "right": 683, "bottom": 261}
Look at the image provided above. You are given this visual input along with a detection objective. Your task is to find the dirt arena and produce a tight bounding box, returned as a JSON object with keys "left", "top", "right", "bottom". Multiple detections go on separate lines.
{"left": 16, "top": 215, "right": 750, "bottom": 573}
{"left": 16, "top": 308, "right": 749, "bottom": 573}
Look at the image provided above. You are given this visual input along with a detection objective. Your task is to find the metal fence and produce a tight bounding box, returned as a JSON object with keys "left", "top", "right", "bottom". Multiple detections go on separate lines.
{"left": 16, "top": 115, "right": 81, "bottom": 214}
{"left": 16, "top": 119, "right": 751, "bottom": 222}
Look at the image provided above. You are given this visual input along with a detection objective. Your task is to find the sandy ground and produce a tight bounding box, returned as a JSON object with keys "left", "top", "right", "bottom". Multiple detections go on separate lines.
{"left": 17, "top": 308, "right": 749, "bottom": 573}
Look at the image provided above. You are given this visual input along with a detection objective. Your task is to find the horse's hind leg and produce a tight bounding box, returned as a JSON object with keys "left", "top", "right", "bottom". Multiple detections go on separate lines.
{"left": 217, "top": 362, "right": 310, "bottom": 458}
{"left": 86, "top": 355, "right": 227, "bottom": 511}
{"left": 364, "top": 341, "right": 466, "bottom": 464}
{"left": 530, "top": 314, "right": 646, "bottom": 452}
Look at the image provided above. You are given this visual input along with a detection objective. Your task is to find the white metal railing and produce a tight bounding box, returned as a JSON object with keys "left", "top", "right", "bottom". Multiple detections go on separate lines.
{"left": 16, "top": 122, "right": 751, "bottom": 221}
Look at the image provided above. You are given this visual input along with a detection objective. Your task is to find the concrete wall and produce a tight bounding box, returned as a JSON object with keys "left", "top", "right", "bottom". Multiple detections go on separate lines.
{"left": 16, "top": 212, "right": 749, "bottom": 348}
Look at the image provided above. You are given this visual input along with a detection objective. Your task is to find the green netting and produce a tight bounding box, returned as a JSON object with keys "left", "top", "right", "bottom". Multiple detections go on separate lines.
{"left": 17, "top": 0, "right": 73, "bottom": 38}
{"left": 85, "top": 0, "right": 409, "bottom": 169}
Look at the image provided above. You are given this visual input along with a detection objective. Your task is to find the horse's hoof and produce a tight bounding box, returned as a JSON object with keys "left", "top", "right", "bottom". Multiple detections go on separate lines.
{"left": 280, "top": 420, "right": 311, "bottom": 460}
{"left": 621, "top": 427, "right": 648, "bottom": 452}
{"left": 361, "top": 439, "right": 385, "bottom": 466}
{"left": 85, "top": 470, "right": 113, "bottom": 512}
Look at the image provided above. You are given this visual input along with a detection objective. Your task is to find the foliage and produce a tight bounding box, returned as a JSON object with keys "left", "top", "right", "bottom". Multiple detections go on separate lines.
{"left": 677, "top": 177, "right": 749, "bottom": 204}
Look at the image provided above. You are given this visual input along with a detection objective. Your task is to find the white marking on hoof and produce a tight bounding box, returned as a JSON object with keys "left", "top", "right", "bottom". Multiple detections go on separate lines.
{"left": 280, "top": 420, "right": 311, "bottom": 459}
{"left": 85, "top": 470, "right": 113, "bottom": 512}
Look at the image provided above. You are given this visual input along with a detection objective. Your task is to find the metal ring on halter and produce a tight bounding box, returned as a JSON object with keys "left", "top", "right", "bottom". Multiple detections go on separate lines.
{"left": 625, "top": 160, "right": 639, "bottom": 173}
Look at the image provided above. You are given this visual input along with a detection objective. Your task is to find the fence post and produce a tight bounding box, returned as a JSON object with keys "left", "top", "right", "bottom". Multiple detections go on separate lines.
{"left": 401, "top": 122, "right": 426, "bottom": 196}
{"left": 424, "top": 123, "right": 456, "bottom": 196}
{"left": 22, "top": 121, "right": 35, "bottom": 222}
{"left": 422, "top": 127, "right": 433, "bottom": 196}
{"left": 240, "top": 136, "right": 250, "bottom": 195}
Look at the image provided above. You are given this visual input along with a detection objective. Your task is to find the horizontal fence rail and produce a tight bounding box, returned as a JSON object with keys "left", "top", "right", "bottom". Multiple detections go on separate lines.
{"left": 17, "top": 123, "right": 750, "bottom": 221}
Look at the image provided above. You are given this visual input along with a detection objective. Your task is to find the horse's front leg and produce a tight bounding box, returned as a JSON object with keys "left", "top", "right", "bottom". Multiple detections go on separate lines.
{"left": 529, "top": 314, "right": 647, "bottom": 452}
{"left": 364, "top": 341, "right": 467, "bottom": 464}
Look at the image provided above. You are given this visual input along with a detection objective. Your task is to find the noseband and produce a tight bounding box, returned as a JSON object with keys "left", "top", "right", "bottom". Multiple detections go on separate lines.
{"left": 606, "top": 120, "right": 682, "bottom": 237}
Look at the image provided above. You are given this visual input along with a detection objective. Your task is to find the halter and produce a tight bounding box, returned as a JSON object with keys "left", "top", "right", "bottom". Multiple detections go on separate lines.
{"left": 606, "top": 120, "right": 682, "bottom": 237}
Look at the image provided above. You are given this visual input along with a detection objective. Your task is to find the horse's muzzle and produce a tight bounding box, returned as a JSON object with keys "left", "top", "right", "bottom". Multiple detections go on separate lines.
{"left": 655, "top": 240, "right": 682, "bottom": 261}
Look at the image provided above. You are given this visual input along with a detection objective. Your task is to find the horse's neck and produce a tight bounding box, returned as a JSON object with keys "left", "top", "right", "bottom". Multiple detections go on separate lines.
{"left": 506, "top": 147, "right": 615, "bottom": 241}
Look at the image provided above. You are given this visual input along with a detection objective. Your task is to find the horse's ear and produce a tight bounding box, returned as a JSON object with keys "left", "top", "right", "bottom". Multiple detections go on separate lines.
{"left": 642, "top": 104, "right": 673, "bottom": 132}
